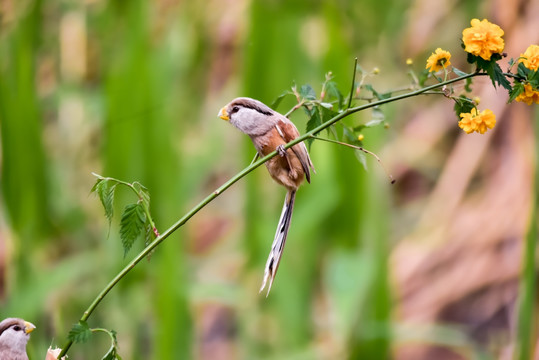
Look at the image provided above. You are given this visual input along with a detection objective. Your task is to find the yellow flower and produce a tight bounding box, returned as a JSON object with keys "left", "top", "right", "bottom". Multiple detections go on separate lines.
{"left": 515, "top": 83, "right": 539, "bottom": 105}
{"left": 519, "top": 44, "right": 539, "bottom": 71}
{"left": 406, "top": 58, "right": 413, "bottom": 65}
{"left": 425, "top": 48, "right": 452, "bottom": 72}
{"left": 458, "top": 108, "right": 496, "bottom": 134}
{"left": 357, "top": 134, "right": 364, "bottom": 141}
{"left": 462, "top": 19, "right": 504, "bottom": 60}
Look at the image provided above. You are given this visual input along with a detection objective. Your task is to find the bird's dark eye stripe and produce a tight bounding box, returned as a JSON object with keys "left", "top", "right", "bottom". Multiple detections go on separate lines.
{"left": 244, "top": 104, "right": 272, "bottom": 116}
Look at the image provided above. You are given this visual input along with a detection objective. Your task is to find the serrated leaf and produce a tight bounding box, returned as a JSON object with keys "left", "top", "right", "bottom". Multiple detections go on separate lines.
{"left": 452, "top": 67, "right": 470, "bottom": 77}
{"left": 508, "top": 82, "right": 525, "bottom": 103}
{"left": 133, "top": 182, "right": 151, "bottom": 210}
{"left": 94, "top": 180, "right": 116, "bottom": 223}
{"left": 68, "top": 321, "right": 92, "bottom": 344}
{"left": 299, "top": 84, "right": 317, "bottom": 100}
{"left": 472, "top": 54, "right": 511, "bottom": 90}
{"left": 120, "top": 203, "right": 146, "bottom": 257}
{"left": 528, "top": 70, "right": 539, "bottom": 88}
{"left": 490, "top": 62, "right": 512, "bottom": 90}
{"left": 517, "top": 62, "right": 530, "bottom": 78}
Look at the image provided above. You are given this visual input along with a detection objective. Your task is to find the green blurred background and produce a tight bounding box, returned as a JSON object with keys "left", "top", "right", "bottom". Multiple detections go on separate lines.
{"left": 1, "top": 0, "right": 538, "bottom": 359}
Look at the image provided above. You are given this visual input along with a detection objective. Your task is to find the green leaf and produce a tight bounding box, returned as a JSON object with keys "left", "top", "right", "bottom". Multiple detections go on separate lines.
{"left": 68, "top": 321, "right": 92, "bottom": 344}
{"left": 299, "top": 84, "right": 316, "bottom": 100}
{"left": 364, "top": 84, "right": 391, "bottom": 100}
{"left": 120, "top": 203, "right": 146, "bottom": 256}
{"left": 271, "top": 91, "right": 292, "bottom": 110}
{"left": 452, "top": 67, "right": 469, "bottom": 77}
{"left": 453, "top": 95, "right": 475, "bottom": 118}
{"left": 342, "top": 126, "right": 359, "bottom": 145}
{"left": 354, "top": 149, "right": 368, "bottom": 171}
{"left": 489, "top": 62, "right": 511, "bottom": 90}
{"left": 328, "top": 124, "right": 339, "bottom": 140}
{"left": 527, "top": 69, "right": 539, "bottom": 89}
{"left": 472, "top": 54, "right": 511, "bottom": 90}
{"left": 305, "top": 106, "right": 322, "bottom": 148}
{"left": 365, "top": 107, "right": 384, "bottom": 127}
{"left": 464, "top": 77, "right": 473, "bottom": 92}
{"left": 418, "top": 69, "right": 430, "bottom": 87}
{"left": 508, "top": 82, "right": 525, "bottom": 103}
{"left": 133, "top": 182, "right": 150, "bottom": 210}
{"left": 517, "top": 62, "right": 531, "bottom": 79}
{"left": 318, "top": 104, "right": 338, "bottom": 136}
{"left": 92, "top": 179, "right": 117, "bottom": 224}
{"left": 325, "top": 81, "right": 344, "bottom": 109}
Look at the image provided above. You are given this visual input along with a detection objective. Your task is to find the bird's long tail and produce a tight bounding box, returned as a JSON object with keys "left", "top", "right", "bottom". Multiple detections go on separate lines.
{"left": 260, "top": 190, "right": 296, "bottom": 296}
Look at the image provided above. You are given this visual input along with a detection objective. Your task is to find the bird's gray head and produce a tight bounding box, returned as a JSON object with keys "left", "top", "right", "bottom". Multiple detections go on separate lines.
{"left": 218, "top": 97, "right": 277, "bottom": 136}
{"left": 0, "top": 318, "right": 35, "bottom": 358}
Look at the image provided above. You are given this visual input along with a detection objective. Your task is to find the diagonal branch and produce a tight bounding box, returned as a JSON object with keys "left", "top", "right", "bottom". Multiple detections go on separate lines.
{"left": 58, "top": 70, "right": 484, "bottom": 357}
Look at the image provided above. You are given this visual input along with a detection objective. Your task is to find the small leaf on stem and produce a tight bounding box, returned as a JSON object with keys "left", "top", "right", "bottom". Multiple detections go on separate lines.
{"left": 68, "top": 321, "right": 92, "bottom": 344}
{"left": 120, "top": 203, "right": 146, "bottom": 256}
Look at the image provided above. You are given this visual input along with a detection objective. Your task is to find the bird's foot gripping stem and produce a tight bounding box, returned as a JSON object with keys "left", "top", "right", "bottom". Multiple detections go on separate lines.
{"left": 277, "top": 144, "right": 287, "bottom": 157}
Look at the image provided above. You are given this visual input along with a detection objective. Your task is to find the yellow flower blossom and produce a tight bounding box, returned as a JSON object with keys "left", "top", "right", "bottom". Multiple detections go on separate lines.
{"left": 425, "top": 48, "right": 451, "bottom": 72}
{"left": 458, "top": 108, "right": 496, "bottom": 134}
{"left": 462, "top": 19, "right": 504, "bottom": 60}
{"left": 357, "top": 134, "right": 364, "bottom": 141}
{"left": 515, "top": 83, "right": 539, "bottom": 105}
{"left": 406, "top": 58, "right": 413, "bottom": 65}
{"left": 519, "top": 44, "right": 539, "bottom": 71}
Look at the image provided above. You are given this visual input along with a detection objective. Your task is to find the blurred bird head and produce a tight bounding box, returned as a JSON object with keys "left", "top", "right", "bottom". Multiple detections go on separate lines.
{"left": 0, "top": 318, "right": 35, "bottom": 360}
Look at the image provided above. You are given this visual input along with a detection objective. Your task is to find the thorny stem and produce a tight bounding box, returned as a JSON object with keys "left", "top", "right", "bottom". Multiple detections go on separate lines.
{"left": 58, "top": 70, "right": 487, "bottom": 358}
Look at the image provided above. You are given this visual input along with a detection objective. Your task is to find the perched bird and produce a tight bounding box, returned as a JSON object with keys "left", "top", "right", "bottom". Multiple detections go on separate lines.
{"left": 219, "top": 97, "right": 315, "bottom": 295}
{"left": 0, "top": 318, "right": 36, "bottom": 360}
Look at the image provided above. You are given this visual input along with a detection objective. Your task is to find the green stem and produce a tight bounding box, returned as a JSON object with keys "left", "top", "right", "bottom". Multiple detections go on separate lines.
{"left": 347, "top": 57, "right": 358, "bottom": 109}
{"left": 514, "top": 122, "right": 538, "bottom": 360}
{"left": 58, "top": 71, "right": 484, "bottom": 357}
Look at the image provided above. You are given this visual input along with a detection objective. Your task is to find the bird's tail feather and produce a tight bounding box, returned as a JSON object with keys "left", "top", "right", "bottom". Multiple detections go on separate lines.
{"left": 259, "top": 190, "right": 296, "bottom": 296}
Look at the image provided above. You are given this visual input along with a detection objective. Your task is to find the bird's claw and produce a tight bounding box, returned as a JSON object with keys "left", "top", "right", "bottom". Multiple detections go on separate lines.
{"left": 277, "top": 145, "right": 287, "bottom": 157}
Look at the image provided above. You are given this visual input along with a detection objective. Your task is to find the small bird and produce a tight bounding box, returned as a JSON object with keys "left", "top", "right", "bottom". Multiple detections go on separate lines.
{"left": 219, "top": 97, "right": 315, "bottom": 295}
{"left": 0, "top": 318, "right": 36, "bottom": 360}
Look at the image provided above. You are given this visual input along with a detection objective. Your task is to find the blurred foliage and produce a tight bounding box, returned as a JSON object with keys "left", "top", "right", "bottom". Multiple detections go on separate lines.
{"left": 0, "top": 0, "right": 537, "bottom": 359}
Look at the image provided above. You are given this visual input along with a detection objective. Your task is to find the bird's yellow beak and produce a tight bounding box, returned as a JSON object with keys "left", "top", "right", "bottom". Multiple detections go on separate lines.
{"left": 218, "top": 107, "right": 229, "bottom": 121}
{"left": 24, "top": 321, "right": 36, "bottom": 334}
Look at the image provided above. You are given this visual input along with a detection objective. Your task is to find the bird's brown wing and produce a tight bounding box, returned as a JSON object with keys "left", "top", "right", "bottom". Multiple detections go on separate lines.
{"left": 275, "top": 119, "right": 315, "bottom": 183}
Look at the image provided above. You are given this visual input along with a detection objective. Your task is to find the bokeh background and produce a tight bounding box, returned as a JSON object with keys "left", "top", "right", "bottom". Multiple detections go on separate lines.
{"left": 1, "top": 0, "right": 538, "bottom": 359}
